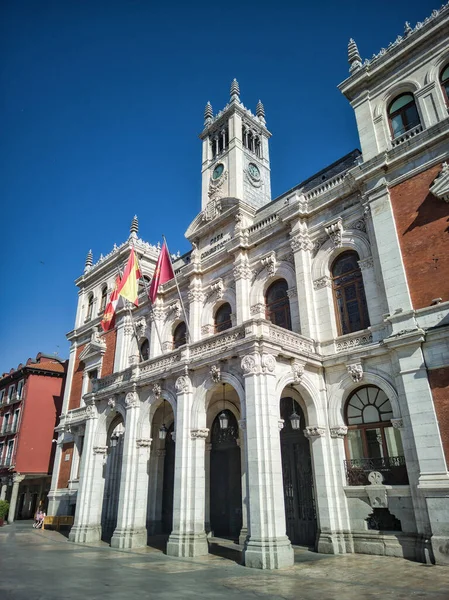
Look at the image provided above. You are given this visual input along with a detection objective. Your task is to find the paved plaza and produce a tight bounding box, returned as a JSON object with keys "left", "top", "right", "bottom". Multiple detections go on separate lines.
{"left": 0, "top": 522, "right": 448, "bottom": 600}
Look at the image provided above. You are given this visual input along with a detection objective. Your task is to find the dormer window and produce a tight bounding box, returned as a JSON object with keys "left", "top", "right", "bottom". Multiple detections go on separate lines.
{"left": 388, "top": 93, "right": 421, "bottom": 139}
{"left": 441, "top": 64, "right": 449, "bottom": 106}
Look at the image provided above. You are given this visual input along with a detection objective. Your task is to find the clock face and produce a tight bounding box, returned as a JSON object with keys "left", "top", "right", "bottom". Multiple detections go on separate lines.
{"left": 248, "top": 163, "right": 260, "bottom": 180}
{"left": 212, "top": 163, "right": 224, "bottom": 180}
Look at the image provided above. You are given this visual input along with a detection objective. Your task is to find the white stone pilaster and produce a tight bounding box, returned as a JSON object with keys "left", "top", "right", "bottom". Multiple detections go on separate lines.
{"left": 7, "top": 474, "right": 25, "bottom": 523}
{"left": 233, "top": 253, "right": 251, "bottom": 324}
{"left": 166, "top": 376, "right": 208, "bottom": 557}
{"left": 241, "top": 353, "right": 294, "bottom": 569}
{"left": 188, "top": 281, "right": 203, "bottom": 343}
{"left": 111, "top": 391, "right": 149, "bottom": 548}
{"left": 291, "top": 233, "right": 317, "bottom": 338}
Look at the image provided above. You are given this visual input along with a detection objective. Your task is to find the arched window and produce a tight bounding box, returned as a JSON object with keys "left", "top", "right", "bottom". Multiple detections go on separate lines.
{"left": 388, "top": 93, "right": 420, "bottom": 138}
{"left": 173, "top": 322, "right": 187, "bottom": 349}
{"left": 344, "top": 386, "right": 407, "bottom": 485}
{"left": 140, "top": 338, "right": 150, "bottom": 361}
{"left": 440, "top": 64, "right": 449, "bottom": 105}
{"left": 265, "top": 279, "right": 292, "bottom": 331}
{"left": 86, "top": 293, "right": 94, "bottom": 321}
{"left": 100, "top": 285, "right": 108, "bottom": 313}
{"left": 214, "top": 303, "right": 232, "bottom": 333}
{"left": 139, "top": 275, "right": 151, "bottom": 296}
{"left": 332, "top": 251, "right": 370, "bottom": 335}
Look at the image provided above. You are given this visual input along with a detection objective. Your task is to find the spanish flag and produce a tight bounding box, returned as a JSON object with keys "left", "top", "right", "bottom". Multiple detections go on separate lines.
{"left": 101, "top": 276, "right": 121, "bottom": 332}
{"left": 148, "top": 241, "right": 175, "bottom": 303}
{"left": 118, "top": 248, "right": 142, "bottom": 306}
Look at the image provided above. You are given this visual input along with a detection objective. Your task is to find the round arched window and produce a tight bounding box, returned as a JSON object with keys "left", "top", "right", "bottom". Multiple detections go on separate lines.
{"left": 265, "top": 279, "right": 292, "bottom": 331}
{"left": 100, "top": 285, "right": 108, "bottom": 313}
{"left": 214, "top": 303, "right": 232, "bottom": 333}
{"left": 388, "top": 93, "right": 420, "bottom": 138}
{"left": 140, "top": 338, "right": 150, "bottom": 361}
{"left": 332, "top": 251, "right": 369, "bottom": 335}
{"left": 86, "top": 293, "right": 94, "bottom": 321}
{"left": 344, "top": 386, "right": 407, "bottom": 485}
{"left": 441, "top": 64, "right": 449, "bottom": 105}
{"left": 173, "top": 322, "right": 187, "bottom": 349}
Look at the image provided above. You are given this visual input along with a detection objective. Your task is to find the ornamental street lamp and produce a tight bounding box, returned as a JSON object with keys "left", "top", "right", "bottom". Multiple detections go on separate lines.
{"left": 218, "top": 383, "right": 229, "bottom": 430}
{"left": 110, "top": 433, "right": 119, "bottom": 448}
{"left": 159, "top": 400, "right": 168, "bottom": 440}
{"left": 289, "top": 393, "right": 301, "bottom": 430}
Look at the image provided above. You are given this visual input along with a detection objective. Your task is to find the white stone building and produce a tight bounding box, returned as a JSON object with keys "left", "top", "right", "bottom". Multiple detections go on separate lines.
{"left": 49, "top": 5, "right": 449, "bottom": 568}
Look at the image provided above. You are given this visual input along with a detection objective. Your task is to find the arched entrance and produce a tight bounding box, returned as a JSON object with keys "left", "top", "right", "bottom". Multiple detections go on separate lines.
{"left": 162, "top": 423, "right": 175, "bottom": 533}
{"left": 280, "top": 397, "right": 317, "bottom": 547}
{"left": 210, "top": 410, "right": 242, "bottom": 539}
{"left": 101, "top": 416, "right": 125, "bottom": 542}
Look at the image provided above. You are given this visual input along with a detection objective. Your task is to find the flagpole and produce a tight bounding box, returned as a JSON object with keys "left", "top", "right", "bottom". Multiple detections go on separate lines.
{"left": 162, "top": 235, "right": 192, "bottom": 344}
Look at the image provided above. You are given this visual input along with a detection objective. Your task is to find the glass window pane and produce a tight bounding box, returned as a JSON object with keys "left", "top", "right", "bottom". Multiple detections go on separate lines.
{"left": 366, "top": 428, "right": 384, "bottom": 458}
{"left": 441, "top": 65, "right": 449, "bottom": 82}
{"left": 391, "top": 114, "right": 404, "bottom": 136}
{"left": 363, "top": 405, "right": 380, "bottom": 423}
{"left": 389, "top": 94, "right": 414, "bottom": 114}
{"left": 347, "top": 430, "right": 364, "bottom": 459}
{"left": 385, "top": 426, "right": 404, "bottom": 457}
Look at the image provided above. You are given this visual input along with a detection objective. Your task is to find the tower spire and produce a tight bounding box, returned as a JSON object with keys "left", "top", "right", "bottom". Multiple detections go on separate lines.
{"left": 230, "top": 78, "right": 240, "bottom": 102}
{"left": 256, "top": 99, "right": 266, "bottom": 124}
{"left": 84, "top": 249, "right": 93, "bottom": 273}
{"left": 204, "top": 101, "right": 213, "bottom": 126}
{"left": 348, "top": 38, "right": 362, "bottom": 73}
{"left": 130, "top": 215, "right": 139, "bottom": 238}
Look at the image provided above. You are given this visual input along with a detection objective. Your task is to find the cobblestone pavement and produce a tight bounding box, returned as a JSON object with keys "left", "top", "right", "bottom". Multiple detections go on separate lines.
{"left": 1, "top": 522, "right": 448, "bottom": 600}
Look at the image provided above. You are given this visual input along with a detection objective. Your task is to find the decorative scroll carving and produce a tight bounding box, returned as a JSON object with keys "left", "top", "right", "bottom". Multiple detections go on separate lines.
{"left": 210, "top": 365, "right": 221, "bottom": 383}
{"left": 136, "top": 438, "right": 152, "bottom": 448}
{"left": 313, "top": 276, "right": 332, "bottom": 290}
{"left": 336, "top": 332, "right": 373, "bottom": 352}
{"left": 325, "top": 218, "right": 343, "bottom": 247}
{"left": 125, "top": 391, "right": 139, "bottom": 408}
{"left": 430, "top": 162, "right": 449, "bottom": 203}
{"left": 303, "top": 426, "right": 326, "bottom": 439}
{"left": 348, "top": 218, "right": 367, "bottom": 233}
{"left": 175, "top": 376, "right": 191, "bottom": 394}
{"left": 261, "top": 251, "right": 276, "bottom": 275}
{"left": 167, "top": 300, "right": 182, "bottom": 320}
{"left": 330, "top": 426, "right": 348, "bottom": 438}
{"left": 211, "top": 279, "right": 224, "bottom": 300}
{"left": 191, "top": 428, "right": 209, "bottom": 440}
{"left": 346, "top": 363, "right": 364, "bottom": 383}
{"left": 201, "top": 324, "right": 214, "bottom": 335}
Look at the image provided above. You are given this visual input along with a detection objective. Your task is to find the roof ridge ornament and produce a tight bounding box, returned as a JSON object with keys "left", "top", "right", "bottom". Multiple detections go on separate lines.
{"left": 230, "top": 78, "right": 240, "bottom": 102}
{"left": 130, "top": 215, "right": 139, "bottom": 238}
{"left": 84, "top": 249, "right": 93, "bottom": 273}
{"left": 204, "top": 101, "right": 213, "bottom": 126}
{"left": 256, "top": 99, "right": 266, "bottom": 124}
{"left": 348, "top": 38, "right": 362, "bottom": 73}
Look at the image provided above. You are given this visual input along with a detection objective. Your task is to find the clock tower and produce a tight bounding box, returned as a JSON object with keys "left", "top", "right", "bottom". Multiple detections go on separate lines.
{"left": 200, "top": 79, "right": 272, "bottom": 210}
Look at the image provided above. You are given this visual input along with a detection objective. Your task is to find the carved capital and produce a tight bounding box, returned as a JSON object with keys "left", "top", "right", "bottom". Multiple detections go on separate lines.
{"left": 286, "top": 287, "right": 297, "bottom": 299}
{"left": 261, "top": 353, "right": 276, "bottom": 373}
{"left": 12, "top": 473, "right": 26, "bottom": 484}
{"left": 175, "top": 375, "right": 191, "bottom": 394}
{"left": 85, "top": 404, "right": 98, "bottom": 420}
{"left": 358, "top": 257, "right": 374, "bottom": 271}
{"left": 325, "top": 218, "right": 343, "bottom": 247}
{"left": 290, "top": 233, "right": 313, "bottom": 253}
{"left": 303, "top": 426, "right": 326, "bottom": 439}
{"left": 250, "top": 303, "right": 265, "bottom": 316}
{"left": 261, "top": 251, "right": 276, "bottom": 276}
{"left": 313, "top": 276, "right": 332, "bottom": 290}
{"left": 233, "top": 263, "right": 252, "bottom": 281}
{"left": 330, "top": 425, "right": 348, "bottom": 438}
{"left": 391, "top": 418, "right": 404, "bottom": 429}
{"left": 125, "top": 391, "right": 139, "bottom": 408}
{"left": 93, "top": 445, "right": 108, "bottom": 455}
{"left": 211, "top": 279, "right": 224, "bottom": 300}
{"left": 210, "top": 365, "right": 221, "bottom": 383}
{"left": 346, "top": 363, "right": 363, "bottom": 383}
{"left": 191, "top": 428, "right": 209, "bottom": 440}
{"left": 278, "top": 419, "right": 285, "bottom": 430}
{"left": 188, "top": 289, "right": 204, "bottom": 304}
{"left": 136, "top": 438, "right": 152, "bottom": 448}
{"left": 241, "top": 354, "right": 260, "bottom": 375}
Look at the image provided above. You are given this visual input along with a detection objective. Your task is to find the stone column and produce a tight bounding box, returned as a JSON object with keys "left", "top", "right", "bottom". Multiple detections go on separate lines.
{"left": 111, "top": 391, "right": 150, "bottom": 549}
{"left": 0, "top": 477, "right": 8, "bottom": 501}
{"left": 166, "top": 375, "right": 209, "bottom": 557}
{"left": 69, "top": 403, "right": 106, "bottom": 543}
{"left": 241, "top": 353, "right": 294, "bottom": 569}
{"left": 204, "top": 442, "right": 212, "bottom": 534}
{"left": 188, "top": 281, "right": 203, "bottom": 343}
{"left": 7, "top": 474, "right": 25, "bottom": 523}
{"left": 290, "top": 231, "right": 317, "bottom": 338}
{"left": 233, "top": 253, "right": 252, "bottom": 325}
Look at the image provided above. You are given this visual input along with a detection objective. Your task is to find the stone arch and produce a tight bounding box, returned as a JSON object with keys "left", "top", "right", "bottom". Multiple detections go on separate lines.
{"left": 137, "top": 387, "right": 177, "bottom": 441}
{"left": 312, "top": 232, "right": 371, "bottom": 281}
{"left": 425, "top": 51, "right": 449, "bottom": 86}
{"left": 191, "top": 370, "right": 245, "bottom": 430}
{"left": 328, "top": 371, "right": 401, "bottom": 429}
{"left": 249, "top": 261, "right": 296, "bottom": 308}
{"left": 94, "top": 400, "right": 126, "bottom": 448}
{"left": 381, "top": 82, "right": 423, "bottom": 138}
{"left": 201, "top": 288, "right": 237, "bottom": 330}
{"left": 275, "top": 371, "right": 324, "bottom": 426}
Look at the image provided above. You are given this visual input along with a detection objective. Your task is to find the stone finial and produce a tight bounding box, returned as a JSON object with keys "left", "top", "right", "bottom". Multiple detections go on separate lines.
{"left": 84, "top": 249, "right": 93, "bottom": 272}
{"left": 130, "top": 215, "right": 139, "bottom": 237}
{"left": 404, "top": 21, "right": 412, "bottom": 37}
{"left": 230, "top": 78, "right": 240, "bottom": 101}
{"left": 348, "top": 38, "right": 362, "bottom": 73}
{"left": 256, "top": 99, "right": 265, "bottom": 123}
{"left": 204, "top": 101, "right": 213, "bottom": 126}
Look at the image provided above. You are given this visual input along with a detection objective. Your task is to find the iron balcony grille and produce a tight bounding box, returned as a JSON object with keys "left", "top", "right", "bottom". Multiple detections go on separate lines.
{"left": 344, "top": 455, "right": 408, "bottom": 486}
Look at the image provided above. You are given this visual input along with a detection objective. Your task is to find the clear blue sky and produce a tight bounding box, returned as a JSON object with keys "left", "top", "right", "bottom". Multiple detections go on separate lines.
{"left": 0, "top": 0, "right": 437, "bottom": 372}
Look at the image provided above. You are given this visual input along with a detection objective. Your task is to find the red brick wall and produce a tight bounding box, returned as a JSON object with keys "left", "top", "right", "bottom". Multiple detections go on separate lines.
{"left": 101, "top": 329, "right": 117, "bottom": 377}
{"left": 68, "top": 345, "right": 85, "bottom": 411}
{"left": 390, "top": 164, "right": 449, "bottom": 309}
{"left": 57, "top": 442, "right": 74, "bottom": 489}
{"left": 15, "top": 374, "right": 64, "bottom": 474}
{"left": 429, "top": 368, "right": 449, "bottom": 469}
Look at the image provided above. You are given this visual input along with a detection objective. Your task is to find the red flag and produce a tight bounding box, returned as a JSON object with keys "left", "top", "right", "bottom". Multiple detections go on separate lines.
{"left": 101, "top": 276, "right": 121, "bottom": 332}
{"left": 118, "top": 248, "right": 142, "bottom": 306}
{"left": 148, "top": 241, "right": 175, "bottom": 303}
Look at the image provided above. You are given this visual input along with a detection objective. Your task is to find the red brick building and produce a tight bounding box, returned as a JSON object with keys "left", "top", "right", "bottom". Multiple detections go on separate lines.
{"left": 0, "top": 353, "right": 67, "bottom": 522}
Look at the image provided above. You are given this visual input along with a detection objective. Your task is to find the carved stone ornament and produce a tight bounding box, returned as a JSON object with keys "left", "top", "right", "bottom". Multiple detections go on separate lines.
{"left": 366, "top": 471, "right": 388, "bottom": 509}
{"left": 261, "top": 252, "right": 276, "bottom": 276}
{"left": 290, "top": 233, "right": 313, "bottom": 253}
{"left": 241, "top": 354, "right": 259, "bottom": 374}
{"left": 358, "top": 257, "right": 374, "bottom": 271}
{"left": 211, "top": 278, "right": 224, "bottom": 300}
{"left": 347, "top": 363, "right": 363, "bottom": 383}
{"left": 85, "top": 404, "right": 97, "bottom": 420}
{"left": 238, "top": 419, "right": 246, "bottom": 430}
{"left": 12, "top": 473, "right": 26, "bottom": 484}
{"left": 291, "top": 360, "right": 305, "bottom": 383}
{"left": 125, "top": 391, "right": 139, "bottom": 408}
{"left": 391, "top": 418, "right": 404, "bottom": 429}
{"left": 313, "top": 276, "right": 331, "bottom": 290}
{"left": 210, "top": 365, "right": 221, "bottom": 383}
{"left": 325, "top": 218, "right": 343, "bottom": 247}
{"left": 136, "top": 438, "right": 152, "bottom": 448}
{"left": 167, "top": 300, "right": 182, "bottom": 320}
{"left": 233, "top": 263, "right": 252, "bottom": 281}
{"left": 303, "top": 426, "right": 326, "bottom": 439}
{"left": 348, "top": 218, "right": 367, "bottom": 233}
{"left": 429, "top": 162, "right": 449, "bottom": 203}
{"left": 188, "top": 288, "right": 204, "bottom": 304}
{"left": 107, "top": 398, "right": 116, "bottom": 411}
{"left": 330, "top": 425, "right": 348, "bottom": 438}
{"left": 201, "top": 324, "right": 214, "bottom": 335}
{"left": 202, "top": 197, "right": 224, "bottom": 221}
{"left": 135, "top": 317, "right": 147, "bottom": 339}
{"left": 262, "top": 354, "right": 276, "bottom": 373}
{"left": 287, "top": 287, "right": 297, "bottom": 299}
{"left": 175, "top": 375, "right": 191, "bottom": 394}
{"left": 93, "top": 445, "right": 108, "bottom": 455}
{"left": 250, "top": 303, "right": 265, "bottom": 316}
{"left": 191, "top": 428, "right": 209, "bottom": 440}
{"left": 152, "top": 383, "right": 162, "bottom": 399}
{"left": 278, "top": 419, "right": 285, "bottom": 430}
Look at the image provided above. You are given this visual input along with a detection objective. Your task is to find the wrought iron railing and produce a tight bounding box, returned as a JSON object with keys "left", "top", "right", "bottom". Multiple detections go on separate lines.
{"left": 344, "top": 455, "right": 408, "bottom": 486}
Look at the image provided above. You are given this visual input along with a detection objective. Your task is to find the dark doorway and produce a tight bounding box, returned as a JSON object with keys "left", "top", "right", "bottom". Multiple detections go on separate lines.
{"left": 17, "top": 492, "right": 25, "bottom": 519}
{"left": 162, "top": 423, "right": 175, "bottom": 533}
{"left": 280, "top": 397, "right": 317, "bottom": 547}
{"left": 101, "top": 421, "right": 124, "bottom": 543}
{"left": 210, "top": 410, "right": 242, "bottom": 540}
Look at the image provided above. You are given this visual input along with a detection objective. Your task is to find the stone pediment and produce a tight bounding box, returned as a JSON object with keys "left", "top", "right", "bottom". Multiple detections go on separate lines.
{"left": 430, "top": 162, "right": 449, "bottom": 203}
{"left": 185, "top": 197, "right": 255, "bottom": 241}
{"left": 79, "top": 334, "right": 106, "bottom": 362}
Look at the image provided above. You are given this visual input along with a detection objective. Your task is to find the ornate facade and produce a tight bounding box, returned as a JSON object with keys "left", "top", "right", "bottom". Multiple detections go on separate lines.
{"left": 49, "top": 6, "right": 449, "bottom": 568}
